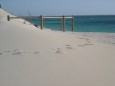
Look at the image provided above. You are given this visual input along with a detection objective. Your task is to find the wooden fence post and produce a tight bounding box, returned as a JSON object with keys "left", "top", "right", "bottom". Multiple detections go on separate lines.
{"left": 63, "top": 16, "right": 65, "bottom": 32}
{"left": 43, "top": 18, "right": 45, "bottom": 28}
{"left": 40, "top": 15, "right": 43, "bottom": 30}
{"left": 72, "top": 15, "right": 74, "bottom": 32}
{"left": 60, "top": 18, "right": 63, "bottom": 31}
{"left": 7, "top": 15, "right": 10, "bottom": 21}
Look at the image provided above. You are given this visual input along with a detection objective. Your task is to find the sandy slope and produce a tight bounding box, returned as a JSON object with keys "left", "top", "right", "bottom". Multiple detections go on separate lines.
{"left": 0, "top": 8, "right": 115, "bottom": 86}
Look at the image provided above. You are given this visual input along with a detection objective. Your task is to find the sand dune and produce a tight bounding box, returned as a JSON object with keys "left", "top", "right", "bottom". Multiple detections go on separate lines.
{"left": 0, "top": 8, "right": 115, "bottom": 86}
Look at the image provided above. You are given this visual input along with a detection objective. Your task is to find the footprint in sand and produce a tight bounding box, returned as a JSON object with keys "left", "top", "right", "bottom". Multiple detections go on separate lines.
{"left": 33, "top": 51, "right": 40, "bottom": 54}
{"left": 0, "top": 53, "right": 3, "bottom": 55}
{"left": 12, "top": 49, "right": 22, "bottom": 55}
{"left": 112, "top": 43, "right": 115, "bottom": 44}
{"left": 28, "top": 51, "right": 41, "bottom": 54}
{"left": 1, "top": 50, "right": 42, "bottom": 55}
{"left": 78, "top": 43, "right": 93, "bottom": 47}
{"left": 12, "top": 52, "right": 22, "bottom": 55}
{"left": 77, "top": 37, "right": 91, "bottom": 42}
{"left": 83, "top": 35, "right": 88, "bottom": 36}
{"left": 4, "top": 50, "right": 11, "bottom": 53}
{"left": 54, "top": 48, "right": 64, "bottom": 54}
{"left": 56, "top": 50, "right": 63, "bottom": 54}
{"left": 66, "top": 45, "right": 73, "bottom": 49}
{"left": 76, "top": 37, "right": 84, "bottom": 39}
{"left": 78, "top": 44, "right": 84, "bottom": 47}
{"left": 85, "top": 38, "right": 91, "bottom": 41}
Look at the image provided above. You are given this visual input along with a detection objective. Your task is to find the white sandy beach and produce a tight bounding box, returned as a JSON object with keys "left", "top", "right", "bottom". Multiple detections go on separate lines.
{"left": 0, "top": 8, "right": 115, "bottom": 86}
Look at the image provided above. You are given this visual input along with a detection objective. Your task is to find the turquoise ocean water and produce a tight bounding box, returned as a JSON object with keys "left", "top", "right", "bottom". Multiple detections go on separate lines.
{"left": 27, "top": 15, "right": 115, "bottom": 32}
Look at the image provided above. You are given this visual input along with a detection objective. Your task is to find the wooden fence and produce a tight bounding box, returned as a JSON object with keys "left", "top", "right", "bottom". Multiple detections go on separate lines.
{"left": 7, "top": 15, "right": 74, "bottom": 32}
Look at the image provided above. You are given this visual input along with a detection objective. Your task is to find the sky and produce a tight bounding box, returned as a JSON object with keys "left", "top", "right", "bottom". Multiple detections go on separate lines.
{"left": 0, "top": 0, "right": 115, "bottom": 16}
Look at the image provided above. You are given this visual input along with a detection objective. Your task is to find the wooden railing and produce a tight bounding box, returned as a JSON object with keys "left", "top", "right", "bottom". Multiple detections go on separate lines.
{"left": 7, "top": 15, "right": 74, "bottom": 32}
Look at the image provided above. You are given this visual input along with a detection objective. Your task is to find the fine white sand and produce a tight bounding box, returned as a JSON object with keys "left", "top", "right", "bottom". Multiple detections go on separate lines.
{"left": 0, "top": 8, "right": 115, "bottom": 86}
